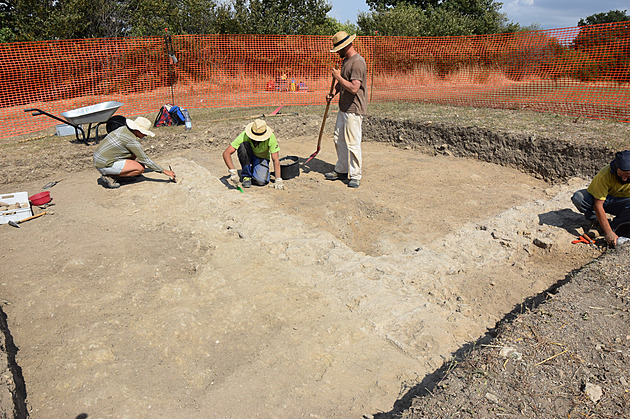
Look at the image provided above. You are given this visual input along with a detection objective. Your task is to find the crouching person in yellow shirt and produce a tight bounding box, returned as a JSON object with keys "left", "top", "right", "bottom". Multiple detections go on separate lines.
{"left": 572, "top": 150, "right": 630, "bottom": 246}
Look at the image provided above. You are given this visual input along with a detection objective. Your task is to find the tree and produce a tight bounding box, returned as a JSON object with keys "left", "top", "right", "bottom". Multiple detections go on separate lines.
{"left": 572, "top": 10, "right": 630, "bottom": 83}
{"left": 0, "top": 0, "right": 15, "bottom": 42}
{"left": 45, "top": 0, "right": 134, "bottom": 39}
{"left": 358, "top": 3, "right": 476, "bottom": 36}
{"left": 0, "top": 0, "right": 340, "bottom": 40}
{"left": 233, "top": 0, "right": 335, "bottom": 35}
{"left": 357, "top": 0, "right": 519, "bottom": 36}
{"left": 5, "top": 0, "right": 56, "bottom": 41}
{"left": 366, "top": 0, "right": 440, "bottom": 11}
{"left": 442, "top": 0, "right": 510, "bottom": 34}
{"left": 578, "top": 9, "right": 630, "bottom": 26}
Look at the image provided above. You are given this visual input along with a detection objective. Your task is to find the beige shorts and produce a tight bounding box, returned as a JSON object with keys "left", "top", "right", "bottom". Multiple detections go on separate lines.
{"left": 96, "top": 159, "right": 126, "bottom": 176}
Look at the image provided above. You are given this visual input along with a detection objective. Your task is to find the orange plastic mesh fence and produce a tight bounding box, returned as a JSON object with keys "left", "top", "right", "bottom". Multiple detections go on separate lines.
{"left": 1, "top": 22, "right": 629, "bottom": 139}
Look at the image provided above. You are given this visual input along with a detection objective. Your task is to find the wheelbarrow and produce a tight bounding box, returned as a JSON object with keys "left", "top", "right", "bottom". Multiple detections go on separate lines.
{"left": 24, "top": 101, "right": 124, "bottom": 145}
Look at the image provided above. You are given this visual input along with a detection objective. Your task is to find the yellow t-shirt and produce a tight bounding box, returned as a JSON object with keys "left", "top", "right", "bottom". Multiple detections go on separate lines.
{"left": 586, "top": 164, "right": 630, "bottom": 200}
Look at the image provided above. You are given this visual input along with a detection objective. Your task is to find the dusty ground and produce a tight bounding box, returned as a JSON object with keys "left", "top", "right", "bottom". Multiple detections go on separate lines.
{"left": 402, "top": 244, "right": 630, "bottom": 418}
{"left": 0, "top": 103, "right": 628, "bottom": 417}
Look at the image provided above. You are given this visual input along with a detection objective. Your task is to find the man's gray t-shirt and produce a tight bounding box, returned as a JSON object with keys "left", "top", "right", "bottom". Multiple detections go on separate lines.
{"left": 338, "top": 53, "right": 368, "bottom": 115}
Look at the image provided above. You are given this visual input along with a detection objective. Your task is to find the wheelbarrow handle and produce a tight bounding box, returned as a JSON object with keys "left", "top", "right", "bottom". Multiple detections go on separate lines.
{"left": 24, "top": 108, "right": 44, "bottom": 116}
{"left": 23, "top": 107, "right": 88, "bottom": 144}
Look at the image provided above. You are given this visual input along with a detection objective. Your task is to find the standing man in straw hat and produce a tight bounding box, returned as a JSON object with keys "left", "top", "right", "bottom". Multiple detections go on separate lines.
{"left": 93, "top": 116, "right": 176, "bottom": 189}
{"left": 325, "top": 31, "right": 368, "bottom": 188}
{"left": 223, "top": 118, "right": 284, "bottom": 189}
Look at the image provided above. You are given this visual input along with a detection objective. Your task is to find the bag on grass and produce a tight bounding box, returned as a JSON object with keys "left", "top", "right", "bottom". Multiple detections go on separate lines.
{"left": 154, "top": 105, "right": 173, "bottom": 127}
{"left": 169, "top": 105, "right": 186, "bottom": 125}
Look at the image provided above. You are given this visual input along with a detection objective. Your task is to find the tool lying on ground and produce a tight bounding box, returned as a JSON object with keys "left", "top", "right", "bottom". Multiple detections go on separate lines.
{"left": 269, "top": 105, "right": 285, "bottom": 116}
{"left": 43, "top": 178, "right": 66, "bottom": 189}
{"left": 7, "top": 211, "right": 47, "bottom": 228}
{"left": 572, "top": 233, "right": 595, "bottom": 245}
{"left": 304, "top": 71, "right": 337, "bottom": 166}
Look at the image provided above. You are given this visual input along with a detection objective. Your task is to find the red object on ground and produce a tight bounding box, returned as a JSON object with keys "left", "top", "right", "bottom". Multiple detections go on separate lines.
{"left": 29, "top": 191, "right": 51, "bottom": 206}
{"left": 269, "top": 105, "right": 283, "bottom": 115}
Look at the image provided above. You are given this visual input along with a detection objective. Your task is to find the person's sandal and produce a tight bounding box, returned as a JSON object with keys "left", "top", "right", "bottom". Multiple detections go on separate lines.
{"left": 99, "top": 175, "right": 120, "bottom": 189}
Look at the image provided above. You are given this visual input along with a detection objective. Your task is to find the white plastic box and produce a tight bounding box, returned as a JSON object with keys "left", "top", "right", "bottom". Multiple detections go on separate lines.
{"left": 56, "top": 124, "right": 80, "bottom": 136}
{"left": 0, "top": 192, "right": 33, "bottom": 224}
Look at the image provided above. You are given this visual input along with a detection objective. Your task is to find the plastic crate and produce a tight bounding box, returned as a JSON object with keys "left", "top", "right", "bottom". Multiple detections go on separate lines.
{"left": 56, "top": 124, "right": 80, "bottom": 136}
{"left": 0, "top": 192, "right": 33, "bottom": 224}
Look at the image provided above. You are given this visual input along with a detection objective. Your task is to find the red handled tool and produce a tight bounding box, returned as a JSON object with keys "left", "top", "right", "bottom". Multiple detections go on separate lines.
{"left": 572, "top": 234, "right": 595, "bottom": 245}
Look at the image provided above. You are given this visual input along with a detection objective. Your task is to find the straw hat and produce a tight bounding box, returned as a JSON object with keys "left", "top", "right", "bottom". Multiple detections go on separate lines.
{"left": 126, "top": 117, "right": 155, "bottom": 137}
{"left": 330, "top": 31, "right": 356, "bottom": 53}
{"left": 246, "top": 119, "right": 273, "bottom": 142}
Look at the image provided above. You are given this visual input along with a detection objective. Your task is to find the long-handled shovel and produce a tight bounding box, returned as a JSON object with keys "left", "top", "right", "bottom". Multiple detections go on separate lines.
{"left": 164, "top": 28, "right": 178, "bottom": 105}
{"left": 304, "top": 73, "right": 337, "bottom": 166}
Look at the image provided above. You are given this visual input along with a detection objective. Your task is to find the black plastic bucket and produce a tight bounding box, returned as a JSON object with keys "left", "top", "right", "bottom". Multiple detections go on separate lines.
{"left": 280, "top": 156, "right": 300, "bottom": 179}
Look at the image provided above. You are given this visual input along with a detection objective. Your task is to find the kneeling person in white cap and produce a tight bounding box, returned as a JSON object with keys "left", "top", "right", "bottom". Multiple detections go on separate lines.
{"left": 93, "top": 116, "right": 176, "bottom": 189}
{"left": 223, "top": 119, "right": 283, "bottom": 189}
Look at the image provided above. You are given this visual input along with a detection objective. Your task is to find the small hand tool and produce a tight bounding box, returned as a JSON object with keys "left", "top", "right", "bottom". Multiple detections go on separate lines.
{"left": 571, "top": 234, "right": 595, "bottom": 245}
{"left": 43, "top": 178, "right": 66, "bottom": 189}
{"left": 169, "top": 165, "right": 177, "bottom": 183}
{"left": 7, "top": 211, "right": 47, "bottom": 228}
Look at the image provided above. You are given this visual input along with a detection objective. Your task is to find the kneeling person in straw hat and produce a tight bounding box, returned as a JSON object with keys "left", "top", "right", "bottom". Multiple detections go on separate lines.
{"left": 223, "top": 119, "right": 284, "bottom": 189}
{"left": 93, "top": 116, "right": 176, "bottom": 189}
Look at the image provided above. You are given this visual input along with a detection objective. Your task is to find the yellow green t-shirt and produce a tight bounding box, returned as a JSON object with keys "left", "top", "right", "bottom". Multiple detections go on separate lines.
{"left": 586, "top": 164, "right": 630, "bottom": 200}
{"left": 230, "top": 131, "right": 279, "bottom": 160}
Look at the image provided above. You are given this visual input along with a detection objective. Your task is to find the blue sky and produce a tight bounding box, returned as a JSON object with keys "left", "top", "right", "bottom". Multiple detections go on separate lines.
{"left": 328, "top": 0, "right": 629, "bottom": 30}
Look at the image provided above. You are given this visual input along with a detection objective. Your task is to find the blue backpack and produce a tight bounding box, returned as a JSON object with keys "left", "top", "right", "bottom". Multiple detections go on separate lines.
{"left": 169, "top": 106, "right": 185, "bottom": 125}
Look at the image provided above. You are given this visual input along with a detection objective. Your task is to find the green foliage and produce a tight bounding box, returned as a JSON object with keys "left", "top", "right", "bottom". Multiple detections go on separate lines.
{"left": 0, "top": 27, "right": 14, "bottom": 43}
{"left": 357, "top": 1, "right": 517, "bottom": 36}
{"left": 335, "top": 21, "right": 359, "bottom": 35}
{"left": 8, "top": 0, "right": 54, "bottom": 41}
{"left": 366, "top": 0, "right": 439, "bottom": 10}
{"left": 358, "top": 0, "right": 523, "bottom": 36}
{"left": 1, "top": 0, "right": 340, "bottom": 40}
{"left": 442, "top": 0, "right": 511, "bottom": 34}
{"left": 578, "top": 9, "right": 630, "bottom": 26}
{"left": 231, "top": 0, "right": 335, "bottom": 35}
{"left": 571, "top": 19, "right": 630, "bottom": 82}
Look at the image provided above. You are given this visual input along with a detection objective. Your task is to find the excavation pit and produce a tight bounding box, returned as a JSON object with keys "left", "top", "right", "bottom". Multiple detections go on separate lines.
{"left": 0, "top": 105, "right": 624, "bottom": 417}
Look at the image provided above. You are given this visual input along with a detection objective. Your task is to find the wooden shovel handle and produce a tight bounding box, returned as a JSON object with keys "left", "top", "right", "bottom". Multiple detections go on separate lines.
{"left": 18, "top": 211, "right": 47, "bottom": 224}
{"left": 316, "top": 72, "right": 338, "bottom": 151}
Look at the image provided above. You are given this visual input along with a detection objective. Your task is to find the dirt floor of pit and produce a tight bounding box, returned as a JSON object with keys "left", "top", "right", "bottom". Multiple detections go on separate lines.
{"left": 0, "top": 105, "right": 624, "bottom": 417}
